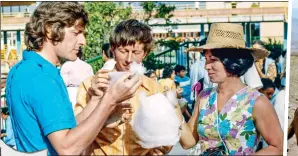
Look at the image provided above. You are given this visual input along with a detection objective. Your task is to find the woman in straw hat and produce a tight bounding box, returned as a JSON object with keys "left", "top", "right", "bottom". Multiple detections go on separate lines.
{"left": 176, "top": 23, "right": 283, "bottom": 155}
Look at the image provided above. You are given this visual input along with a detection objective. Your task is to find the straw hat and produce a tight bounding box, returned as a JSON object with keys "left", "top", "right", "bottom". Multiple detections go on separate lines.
{"left": 186, "top": 23, "right": 269, "bottom": 60}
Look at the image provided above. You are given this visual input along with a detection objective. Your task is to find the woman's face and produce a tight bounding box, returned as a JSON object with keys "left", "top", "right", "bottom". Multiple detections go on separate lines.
{"left": 204, "top": 49, "right": 229, "bottom": 83}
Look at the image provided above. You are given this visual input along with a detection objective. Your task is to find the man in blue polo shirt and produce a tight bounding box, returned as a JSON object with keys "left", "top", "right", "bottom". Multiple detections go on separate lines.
{"left": 6, "top": 2, "right": 142, "bottom": 155}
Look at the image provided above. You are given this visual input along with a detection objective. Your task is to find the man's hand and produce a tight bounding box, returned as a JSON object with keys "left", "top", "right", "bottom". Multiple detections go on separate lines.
{"left": 121, "top": 107, "right": 134, "bottom": 123}
{"left": 104, "top": 104, "right": 134, "bottom": 128}
{"left": 91, "top": 69, "right": 111, "bottom": 98}
{"left": 106, "top": 73, "right": 142, "bottom": 103}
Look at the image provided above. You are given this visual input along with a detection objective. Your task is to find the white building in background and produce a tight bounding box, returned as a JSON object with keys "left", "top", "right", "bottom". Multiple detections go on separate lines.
{"left": 1, "top": 1, "right": 288, "bottom": 63}
{"left": 130, "top": 2, "right": 287, "bottom": 44}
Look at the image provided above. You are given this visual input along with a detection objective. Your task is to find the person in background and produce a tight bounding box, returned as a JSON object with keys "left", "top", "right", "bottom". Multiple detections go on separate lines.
{"left": 258, "top": 78, "right": 283, "bottom": 149}
{"left": 178, "top": 23, "right": 282, "bottom": 155}
{"left": 1, "top": 129, "right": 6, "bottom": 141}
{"left": 155, "top": 68, "right": 163, "bottom": 80}
{"left": 101, "top": 43, "right": 114, "bottom": 62}
{"left": 75, "top": 19, "right": 175, "bottom": 155}
{"left": 280, "top": 50, "right": 287, "bottom": 75}
{"left": 273, "top": 75, "right": 285, "bottom": 131}
{"left": 6, "top": 2, "right": 140, "bottom": 155}
{"left": 1, "top": 107, "right": 16, "bottom": 148}
{"left": 158, "top": 66, "right": 176, "bottom": 91}
{"left": 259, "top": 78, "right": 279, "bottom": 104}
{"left": 174, "top": 81, "right": 191, "bottom": 121}
{"left": 60, "top": 48, "right": 94, "bottom": 108}
{"left": 145, "top": 69, "right": 157, "bottom": 81}
{"left": 189, "top": 52, "right": 213, "bottom": 101}
{"left": 174, "top": 65, "right": 192, "bottom": 116}
{"left": 254, "top": 40, "right": 277, "bottom": 81}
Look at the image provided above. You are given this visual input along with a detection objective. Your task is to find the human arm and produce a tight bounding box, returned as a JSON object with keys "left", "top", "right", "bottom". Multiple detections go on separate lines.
{"left": 75, "top": 70, "right": 134, "bottom": 126}
{"left": 74, "top": 70, "right": 110, "bottom": 124}
{"left": 255, "top": 61, "right": 277, "bottom": 81}
{"left": 253, "top": 96, "right": 283, "bottom": 155}
{"left": 179, "top": 95, "right": 200, "bottom": 149}
{"left": 184, "top": 106, "right": 192, "bottom": 119}
{"left": 48, "top": 73, "right": 142, "bottom": 155}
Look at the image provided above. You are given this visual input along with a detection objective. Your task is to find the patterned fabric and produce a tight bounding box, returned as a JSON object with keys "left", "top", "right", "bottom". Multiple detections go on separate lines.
{"left": 197, "top": 86, "right": 262, "bottom": 155}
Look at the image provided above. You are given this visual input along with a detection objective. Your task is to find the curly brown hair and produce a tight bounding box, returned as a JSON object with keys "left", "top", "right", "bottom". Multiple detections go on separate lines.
{"left": 24, "top": 2, "right": 88, "bottom": 51}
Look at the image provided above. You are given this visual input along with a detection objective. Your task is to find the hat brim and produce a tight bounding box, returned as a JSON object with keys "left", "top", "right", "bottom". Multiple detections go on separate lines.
{"left": 186, "top": 43, "right": 270, "bottom": 60}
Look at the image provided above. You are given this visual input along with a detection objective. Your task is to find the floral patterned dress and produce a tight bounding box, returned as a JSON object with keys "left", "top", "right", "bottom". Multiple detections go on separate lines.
{"left": 197, "top": 86, "right": 262, "bottom": 155}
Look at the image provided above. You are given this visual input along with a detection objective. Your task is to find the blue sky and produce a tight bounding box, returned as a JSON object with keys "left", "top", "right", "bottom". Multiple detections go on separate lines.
{"left": 293, "top": 0, "right": 298, "bottom": 19}
{"left": 294, "top": 0, "right": 298, "bottom": 8}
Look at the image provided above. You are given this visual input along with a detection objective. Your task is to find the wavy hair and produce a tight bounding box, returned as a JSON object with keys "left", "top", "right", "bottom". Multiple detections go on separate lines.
{"left": 24, "top": 2, "right": 88, "bottom": 51}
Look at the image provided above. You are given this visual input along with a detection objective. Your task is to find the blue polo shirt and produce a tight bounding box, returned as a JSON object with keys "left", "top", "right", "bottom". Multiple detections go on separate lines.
{"left": 6, "top": 50, "right": 76, "bottom": 155}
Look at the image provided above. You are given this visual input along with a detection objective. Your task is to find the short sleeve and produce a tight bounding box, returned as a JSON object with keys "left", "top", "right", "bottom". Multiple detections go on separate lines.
{"left": 31, "top": 76, "right": 76, "bottom": 136}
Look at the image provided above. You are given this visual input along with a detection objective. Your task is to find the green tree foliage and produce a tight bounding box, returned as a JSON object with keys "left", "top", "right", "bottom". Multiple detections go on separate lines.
{"left": 140, "top": 2, "right": 157, "bottom": 24}
{"left": 140, "top": 2, "right": 178, "bottom": 70}
{"left": 82, "top": 2, "right": 132, "bottom": 72}
{"left": 156, "top": 39, "right": 180, "bottom": 50}
{"left": 143, "top": 52, "right": 175, "bottom": 70}
{"left": 154, "top": 3, "right": 175, "bottom": 25}
{"left": 140, "top": 2, "right": 176, "bottom": 25}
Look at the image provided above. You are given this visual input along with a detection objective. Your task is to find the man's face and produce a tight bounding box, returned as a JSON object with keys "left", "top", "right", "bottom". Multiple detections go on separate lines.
{"left": 53, "top": 20, "right": 86, "bottom": 62}
{"left": 178, "top": 70, "right": 186, "bottom": 78}
{"left": 113, "top": 42, "right": 146, "bottom": 71}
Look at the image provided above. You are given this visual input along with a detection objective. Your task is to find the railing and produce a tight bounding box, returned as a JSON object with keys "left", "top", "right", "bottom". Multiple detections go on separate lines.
{"left": 132, "top": 6, "right": 287, "bottom": 18}
{"left": 86, "top": 55, "right": 102, "bottom": 64}
{"left": 147, "top": 14, "right": 286, "bottom": 26}
{"left": 154, "top": 41, "right": 201, "bottom": 75}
